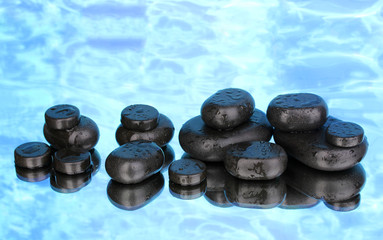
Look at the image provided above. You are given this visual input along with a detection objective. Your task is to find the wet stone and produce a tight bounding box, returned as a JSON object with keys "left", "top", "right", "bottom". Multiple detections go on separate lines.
{"left": 324, "top": 194, "right": 361, "bottom": 212}
{"left": 45, "top": 104, "right": 80, "bottom": 130}
{"left": 326, "top": 121, "right": 364, "bottom": 148}
{"left": 105, "top": 141, "right": 164, "bottom": 184}
{"left": 116, "top": 114, "right": 174, "bottom": 147}
{"left": 179, "top": 109, "right": 273, "bottom": 162}
{"left": 201, "top": 88, "right": 255, "bottom": 130}
{"left": 121, "top": 104, "right": 159, "bottom": 131}
{"left": 225, "top": 141, "right": 288, "bottom": 180}
{"left": 14, "top": 142, "right": 52, "bottom": 169}
{"left": 169, "top": 180, "right": 207, "bottom": 200}
{"left": 267, "top": 93, "right": 328, "bottom": 131}
{"left": 53, "top": 149, "right": 91, "bottom": 175}
{"left": 169, "top": 159, "right": 207, "bottom": 186}
{"left": 279, "top": 186, "right": 319, "bottom": 209}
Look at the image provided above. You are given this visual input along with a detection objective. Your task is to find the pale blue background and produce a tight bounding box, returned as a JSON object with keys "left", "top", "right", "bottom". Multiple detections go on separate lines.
{"left": 1, "top": 0, "right": 383, "bottom": 239}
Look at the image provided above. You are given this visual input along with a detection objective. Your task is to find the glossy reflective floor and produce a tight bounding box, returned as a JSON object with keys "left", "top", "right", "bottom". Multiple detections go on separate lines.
{"left": 1, "top": 0, "right": 383, "bottom": 239}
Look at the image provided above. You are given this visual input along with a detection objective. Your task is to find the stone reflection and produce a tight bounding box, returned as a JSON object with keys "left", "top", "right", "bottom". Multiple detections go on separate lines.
{"left": 169, "top": 180, "right": 207, "bottom": 200}
{"left": 160, "top": 145, "right": 175, "bottom": 173}
{"left": 279, "top": 186, "right": 320, "bottom": 209}
{"left": 50, "top": 169, "right": 92, "bottom": 193}
{"left": 15, "top": 165, "right": 51, "bottom": 182}
{"left": 204, "top": 162, "right": 232, "bottom": 208}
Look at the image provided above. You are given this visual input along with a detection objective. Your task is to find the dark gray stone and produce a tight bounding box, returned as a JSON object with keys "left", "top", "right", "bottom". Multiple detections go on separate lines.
{"left": 267, "top": 93, "right": 328, "bottom": 131}
{"left": 90, "top": 148, "right": 101, "bottom": 176}
{"left": 50, "top": 169, "right": 92, "bottom": 193}
{"left": 169, "top": 159, "right": 206, "bottom": 186}
{"left": 121, "top": 104, "right": 159, "bottom": 131}
{"left": 179, "top": 109, "right": 273, "bottom": 162}
{"left": 201, "top": 88, "right": 255, "bottom": 130}
{"left": 169, "top": 180, "right": 207, "bottom": 200}
{"left": 279, "top": 186, "right": 319, "bottom": 209}
{"left": 326, "top": 121, "right": 364, "bottom": 148}
{"left": 105, "top": 141, "right": 164, "bottom": 184}
{"left": 53, "top": 149, "right": 91, "bottom": 175}
{"left": 14, "top": 142, "right": 52, "bottom": 169}
{"left": 15, "top": 165, "right": 51, "bottom": 182}
{"left": 225, "top": 141, "right": 288, "bottom": 180}
{"left": 324, "top": 194, "right": 361, "bottom": 212}
{"left": 45, "top": 104, "right": 80, "bottom": 130}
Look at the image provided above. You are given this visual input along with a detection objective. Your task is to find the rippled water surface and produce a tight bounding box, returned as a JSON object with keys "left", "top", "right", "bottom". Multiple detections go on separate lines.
{"left": 1, "top": 0, "right": 383, "bottom": 239}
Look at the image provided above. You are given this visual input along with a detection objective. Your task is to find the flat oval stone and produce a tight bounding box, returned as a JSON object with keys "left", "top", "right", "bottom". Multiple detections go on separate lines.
{"left": 204, "top": 191, "right": 232, "bottom": 208}
{"left": 14, "top": 142, "right": 52, "bottom": 169}
{"left": 45, "top": 104, "right": 80, "bottom": 130}
{"left": 169, "top": 159, "right": 206, "bottom": 186}
{"left": 44, "top": 116, "right": 100, "bottom": 152}
{"left": 274, "top": 116, "right": 368, "bottom": 171}
{"left": 160, "top": 145, "right": 175, "bottom": 173}
{"left": 169, "top": 180, "right": 207, "bottom": 200}
{"left": 53, "top": 149, "right": 91, "bottom": 175}
{"left": 121, "top": 104, "right": 160, "bottom": 131}
{"left": 116, "top": 114, "right": 174, "bottom": 147}
{"left": 50, "top": 169, "right": 92, "bottom": 193}
{"left": 285, "top": 158, "right": 366, "bottom": 202}
{"left": 15, "top": 165, "right": 51, "bottom": 182}
{"left": 105, "top": 141, "right": 164, "bottom": 184}
{"left": 267, "top": 93, "right": 328, "bottom": 131}
{"left": 279, "top": 186, "right": 319, "bottom": 209}
{"left": 107, "top": 173, "right": 164, "bottom": 211}
{"left": 326, "top": 121, "right": 364, "bottom": 148}
{"left": 201, "top": 88, "right": 255, "bottom": 130}
{"left": 179, "top": 109, "right": 273, "bottom": 162}
{"left": 324, "top": 194, "right": 361, "bottom": 212}
{"left": 225, "top": 141, "right": 288, "bottom": 180}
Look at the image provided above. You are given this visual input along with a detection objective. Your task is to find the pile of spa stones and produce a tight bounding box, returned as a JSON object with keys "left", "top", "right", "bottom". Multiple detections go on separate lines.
{"left": 14, "top": 104, "right": 100, "bottom": 193}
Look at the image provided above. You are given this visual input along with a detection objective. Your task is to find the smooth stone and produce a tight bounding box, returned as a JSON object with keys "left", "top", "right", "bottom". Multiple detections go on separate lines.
{"left": 44, "top": 116, "right": 100, "bottom": 152}
{"left": 169, "top": 180, "right": 207, "bottom": 200}
{"left": 326, "top": 121, "right": 364, "bottom": 148}
{"left": 53, "top": 149, "right": 91, "bottom": 175}
{"left": 285, "top": 158, "right": 366, "bottom": 202}
{"left": 324, "top": 194, "right": 361, "bottom": 212}
{"left": 224, "top": 173, "right": 286, "bottom": 209}
{"left": 267, "top": 93, "right": 328, "bottom": 131}
{"left": 50, "top": 169, "right": 92, "bottom": 193}
{"left": 160, "top": 145, "right": 175, "bottom": 173}
{"left": 90, "top": 148, "right": 101, "bottom": 176}
{"left": 274, "top": 117, "right": 368, "bottom": 171}
{"left": 15, "top": 165, "right": 51, "bottom": 182}
{"left": 179, "top": 109, "right": 273, "bottom": 162}
{"left": 45, "top": 104, "right": 80, "bottom": 130}
{"left": 105, "top": 141, "right": 164, "bottom": 184}
{"left": 204, "top": 191, "right": 233, "bottom": 208}
{"left": 279, "top": 186, "right": 319, "bottom": 209}
{"left": 201, "top": 88, "right": 255, "bottom": 130}
{"left": 225, "top": 141, "right": 288, "bottom": 180}
{"left": 14, "top": 142, "right": 52, "bottom": 169}
{"left": 107, "top": 173, "right": 164, "bottom": 211}
{"left": 121, "top": 104, "right": 159, "bottom": 131}
{"left": 169, "top": 159, "right": 206, "bottom": 186}
{"left": 116, "top": 114, "right": 174, "bottom": 147}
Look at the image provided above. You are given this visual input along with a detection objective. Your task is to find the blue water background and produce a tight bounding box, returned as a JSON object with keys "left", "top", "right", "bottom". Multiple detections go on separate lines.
{"left": 1, "top": 0, "right": 383, "bottom": 239}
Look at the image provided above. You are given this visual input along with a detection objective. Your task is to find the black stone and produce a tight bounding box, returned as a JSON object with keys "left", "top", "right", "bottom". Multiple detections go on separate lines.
{"left": 50, "top": 169, "right": 92, "bottom": 193}
{"left": 90, "top": 148, "right": 101, "bottom": 176}
{"left": 121, "top": 104, "right": 160, "bottom": 131}
{"left": 204, "top": 191, "right": 232, "bottom": 208}
{"left": 267, "top": 93, "right": 328, "bottom": 131}
{"left": 285, "top": 158, "right": 366, "bottom": 202}
{"left": 169, "top": 180, "right": 207, "bottom": 200}
{"left": 179, "top": 109, "right": 273, "bottom": 162}
{"left": 201, "top": 88, "right": 255, "bottom": 130}
{"left": 15, "top": 165, "right": 51, "bottom": 182}
{"left": 160, "top": 145, "right": 175, "bottom": 173}
{"left": 279, "top": 186, "right": 319, "bottom": 209}
{"left": 225, "top": 141, "right": 288, "bottom": 180}
{"left": 45, "top": 104, "right": 80, "bottom": 130}
{"left": 105, "top": 141, "right": 164, "bottom": 184}
{"left": 107, "top": 173, "right": 164, "bottom": 211}
{"left": 274, "top": 117, "right": 368, "bottom": 171}
{"left": 169, "top": 159, "right": 206, "bottom": 186}
{"left": 324, "top": 194, "right": 361, "bottom": 212}
{"left": 14, "top": 142, "right": 52, "bottom": 169}
{"left": 116, "top": 114, "right": 174, "bottom": 147}
{"left": 44, "top": 116, "right": 100, "bottom": 152}
{"left": 53, "top": 149, "right": 91, "bottom": 175}
{"left": 326, "top": 121, "right": 364, "bottom": 148}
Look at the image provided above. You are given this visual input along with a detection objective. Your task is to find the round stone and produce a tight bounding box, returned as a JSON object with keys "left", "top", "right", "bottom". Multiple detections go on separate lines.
{"left": 53, "top": 149, "right": 91, "bottom": 175}
{"left": 50, "top": 169, "right": 92, "bottom": 193}
{"left": 169, "top": 159, "right": 206, "bottom": 186}
{"left": 107, "top": 173, "right": 164, "bottom": 211}
{"left": 14, "top": 142, "right": 52, "bottom": 169}
{"left": 179, "top": 109, "right": 273, "bottom": 162}
{"left": 44, "top": 116, "right": 100, "bottom": 152}
{"left": 225, "top": 141, "right": 288, "bottom": 180}
{"left": 267, "top": 93, "right": 328, "bottom": 131}
{"left": 324, "top": 194, "right": 361, "bottom": 212}
{"left": 45, "top": 104, "right": 80, "bottom": 130}
{"left": 121, "top": 104, "right": 160, "bottom": 131}
{"left": 105, "top": 141, "right": 164, "bottom": 184}
{"left": 169, "top": 180, "right": 207, "bottom": 200}
{"left": 116, "top": 114, "right": 174, "bottom": 147}
{"left": 326, "top": 121, "right": 364, "bottom": 148}
{"left": 279, "top": 186, "right": 319, "bottom": 209}
{"left": 201, "top": 88, "right": 255, "bottom": 130}
{"left": 15, "top": 165, "right": 51, "bottom": 182}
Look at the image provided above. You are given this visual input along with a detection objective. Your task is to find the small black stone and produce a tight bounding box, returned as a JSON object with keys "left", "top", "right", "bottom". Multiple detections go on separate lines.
{"left": 107, "top": 173, "right": 164, "bottom": 211}
{"left": 326, "top": 121, "right": 364, "bottom": 148}
{"left": 225, "top": 141, "right": 288, "bottom": 180}
{"left": 121, "top": 104, "right": 160, "bottom": 131}
{"left": 116, "top": 114, "right": 174, "bottom": 147}
{"left": 179, "top": 109, "right": 273, "bottom": 162}
{"left": 105, "top": 141, "right": 164, "bottom": 184}
{"left": 14, "top": 142, "right": 52, "bottom": 169}
{"left": 15, "top": 165, "right": 51, "bottom": 182}
{"left": 324, "top": 194, "right": 361, "bottom": 212}
{"left": 50, "top": 169, "right": 92, "bottom": 193}
{"left": 53, "top": 149, "right": 91, "bottom": 175}
{"left": 169, "top": 180, "right": 207, "bottom": 200}
{"left": 279, "top": 186, "right": 319, "bottom": 209}
{"left": 267, "top": 93, "right": 328, "bottom": 131}
{"left": 169, "top": 159, "right": 207, "bottom": 186}
{"left": 45, "top": 104, "right": 80, "bottom": 130}
{"left": 160, "top": 145, "right": 175, "bottom": 173}
{"left": 44, "top": 116, "right": 100, "bottom": 152}
{"left": 201, "top": 88, "right": 255, "bottom": 130}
